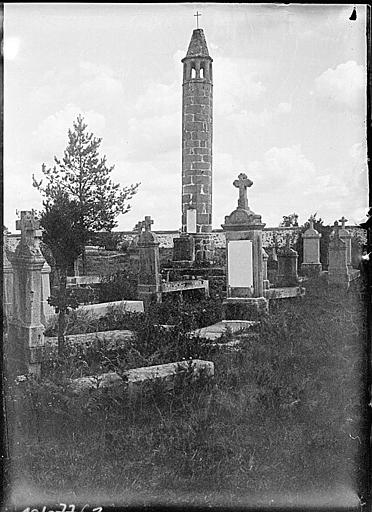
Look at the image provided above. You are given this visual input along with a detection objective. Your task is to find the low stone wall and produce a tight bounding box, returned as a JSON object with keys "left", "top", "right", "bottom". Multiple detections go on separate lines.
{"left": 7, "top": 226, "right": 366, "bottom": 253}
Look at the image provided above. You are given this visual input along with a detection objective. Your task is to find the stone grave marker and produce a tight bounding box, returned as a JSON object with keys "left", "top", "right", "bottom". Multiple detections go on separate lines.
{"left": 328, "top": 221, "right": 350, "bottom": 288}
{"left": 338, "top": 216, "right": 352, "bottom": 270}
{"left": 221, "top": 173, "right": 268, "bottom": 320}
{"left": 301, "top": 215, "right": 322, "bottom": 277}
{"left": 7, "top": 211, "right": 46, "bottom": 375}
{"left": 137, "top": 216, "right": 162, "bottom": 303}
{"left": 276, "top": 234, "right": 299, "bottom": 286}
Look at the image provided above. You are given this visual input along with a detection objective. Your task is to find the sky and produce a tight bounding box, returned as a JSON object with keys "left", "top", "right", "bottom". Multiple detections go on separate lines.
{"left": 3, "top": 3, "right": 368, "bottom": 232}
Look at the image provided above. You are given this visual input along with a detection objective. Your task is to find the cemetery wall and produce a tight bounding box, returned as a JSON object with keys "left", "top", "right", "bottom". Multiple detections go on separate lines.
{"left": 6, "top": 226, "right": 367, "bottom": 255}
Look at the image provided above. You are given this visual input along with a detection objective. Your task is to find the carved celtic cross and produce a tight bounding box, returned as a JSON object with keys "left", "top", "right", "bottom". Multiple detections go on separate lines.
{"left": 233, "top": 173, "right": 253, "bottom": 210}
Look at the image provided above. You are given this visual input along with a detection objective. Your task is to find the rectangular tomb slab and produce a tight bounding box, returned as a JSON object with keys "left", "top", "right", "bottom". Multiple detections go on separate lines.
{"left": 45, "top": 329, "right": 135, "bottom": 357}
{"left": 79, "top": 300, "right": 144, "bottom": 316}
{"left": 190, "top": 320, "right": 259, "bottom": 340}
{"left": 70, "top": 359, "right": 214, "bottom": 394}
{"left": 228, "top": 240, "right": 253, "bottom": 288}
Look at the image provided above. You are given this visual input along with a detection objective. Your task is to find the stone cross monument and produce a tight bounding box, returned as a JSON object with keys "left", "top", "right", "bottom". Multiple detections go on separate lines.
{"left": 137, "top": 216, "right": 162, "bottom": 304}
{"left": 8, "top": 211, "right": 46, "bottom": 375}
{"left": 338, "top": 216, "right": 352, "bottom": 270}
{"left": 221, "top": 174, "right": 268, "bottom": 320}
{"left": 233, "top": 173, "right": 253, "bottom": 210}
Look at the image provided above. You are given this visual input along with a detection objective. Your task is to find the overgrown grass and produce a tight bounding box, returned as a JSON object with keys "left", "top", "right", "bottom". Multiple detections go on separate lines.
{"left": 7, "top": 279, "right": 369, "bottom": 506}
{"left": 45, "top": 295, "right": 223, "bottom": 337}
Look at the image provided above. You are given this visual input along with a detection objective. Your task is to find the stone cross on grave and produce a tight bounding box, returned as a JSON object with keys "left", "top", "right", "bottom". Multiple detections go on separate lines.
{"left": 16, "top": 210, "right": 42, "bottom": 246}
{"left": 144, "top": 216, "right": 154, "bottom": 232}
{"left": 308, "top": 215, "right": 316, "bottom": 230}
{"left": 339, "top": 216, "right": 348, "bottom": 229}
{"left": 333, "top": 220, "right": 341, "bottom": 238}
{"left": 133, "top": 221, "right": 144, "bottom": 234}
{"left": 233, "top": 173, "right": 253, "bottom": 210}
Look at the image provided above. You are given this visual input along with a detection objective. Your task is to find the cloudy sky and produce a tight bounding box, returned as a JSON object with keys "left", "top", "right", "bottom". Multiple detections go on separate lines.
{"left": 4, "top": 3, "right": 368, "bottom": 232}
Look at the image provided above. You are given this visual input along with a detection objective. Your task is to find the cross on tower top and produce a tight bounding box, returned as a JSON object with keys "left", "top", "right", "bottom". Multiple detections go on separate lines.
{"left": 144, "top": 216, "right": 154, "bottom": 232}
{"left": 233, "top": 173, "right": 253, "bottom": 210}
{"left": 339, "top": 216, "right": 348, "bottom": 229}
{"left": 16, "top": 210, "right": 42, "bottom": 242}
{"left": 194, "top": 11, "right": 202, "bottom": 29}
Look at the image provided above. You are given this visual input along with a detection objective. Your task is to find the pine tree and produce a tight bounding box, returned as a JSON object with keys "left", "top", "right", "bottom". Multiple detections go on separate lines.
{"left": 33, "top": 114, "right": 139, "bottom": 270}
{"left": 39, "top": 192, "right": 89, "bottom": 354}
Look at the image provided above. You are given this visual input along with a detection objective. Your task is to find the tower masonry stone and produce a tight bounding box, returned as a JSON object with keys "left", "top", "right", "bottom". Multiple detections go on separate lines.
{"left": 181, "top": 28, "right": 213, "bottom": 261}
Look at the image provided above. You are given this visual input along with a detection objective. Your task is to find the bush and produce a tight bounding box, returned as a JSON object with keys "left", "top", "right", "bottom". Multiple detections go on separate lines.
{"left": 98, "top": 270, "right": 139, "bottom": 302}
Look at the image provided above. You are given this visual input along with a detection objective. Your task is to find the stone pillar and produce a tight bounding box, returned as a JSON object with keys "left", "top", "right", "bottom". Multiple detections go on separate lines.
{"left": 3, "top": 229, "right": 14, "bottom": 321}
{"left": 328, "top": 221, "right": 349, "bottom": 288}
{"left": 262, "top": 248, "right": 270, "bottom": 290}
{"left": 301, "top": 216, "right": 322, "bottom": 277}
{"left": 338, "top": 216, "right": 352, "bottom": 270}
{"left": 277, "top": 235, "right": 299, "bottom": 287}
{"left": 7, "top": 211, "right": 46, "bottom": 376}
{"left": 137, "top": 216, "right": 162, "bottom": 304}
{"left": 221, "top": 174, "right": 268, "bottom": 320}
{"left": 181, "top": 28, "right": 213, "bottom": 262}
{"left": 41, "top": 261, "right": 54, "bottom": 325}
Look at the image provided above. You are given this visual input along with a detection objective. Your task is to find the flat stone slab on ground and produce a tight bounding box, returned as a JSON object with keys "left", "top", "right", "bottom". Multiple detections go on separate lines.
{"left": 70, "top": 359, "right": 214, "bottom": 394}
{"left": 190, "top": 320, "right": 259, "bottom": 341}
{"left": 162, "top": 279, "right": 209, "bottom": 295}
{"left": 264, "top": 286, "right": 305, "bottom": 300}
{"left": 45, "top": 330, "right": 134, "bottom": 356}
{"left": 67, "top": 275, "right": 101, "bottom": 286}
{"left": 79, "top": 300, "right": 144, "bottom": 316}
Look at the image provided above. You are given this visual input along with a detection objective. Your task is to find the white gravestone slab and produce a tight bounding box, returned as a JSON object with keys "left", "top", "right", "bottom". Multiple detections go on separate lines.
{"left": 228, "top": 240, "right": 253, "bottom": 288}
{"left": 186, "top": 209, "right": 197, "bottom": 234}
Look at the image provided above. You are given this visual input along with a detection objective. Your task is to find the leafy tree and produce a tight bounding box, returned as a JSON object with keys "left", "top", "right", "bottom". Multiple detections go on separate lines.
{"left": 279, "top": 213, "right": 299, "bottom": 227}
{"left": 39, "top": 192, "right": 89, "bottom": 354}
{"left": 33, "top": 114, "right": 139, "bottom": 271}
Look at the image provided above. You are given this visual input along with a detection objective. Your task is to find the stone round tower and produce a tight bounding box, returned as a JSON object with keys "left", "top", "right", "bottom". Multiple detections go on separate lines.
{"left": 181, "top": 28, "right": 213, "bottom": 261}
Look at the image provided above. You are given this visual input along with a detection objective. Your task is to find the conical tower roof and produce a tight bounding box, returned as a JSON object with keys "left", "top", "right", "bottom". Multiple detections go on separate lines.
{"left": 182, "top": 29, "right": 212, "bottom": 61}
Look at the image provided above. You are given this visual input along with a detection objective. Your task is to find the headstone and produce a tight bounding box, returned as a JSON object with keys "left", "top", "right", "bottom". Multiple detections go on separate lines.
{"left": 301, "top": 215, "right": 322, "bottom": 277}
{"left": 328, "top": 221, "right": 349, "bottom": 288}
{"left": 3, "top": 229, "right": 14, "bottom": 320}
{"left": 172, "top": 234, "right": 195, "bottom": 264}
{"left": 276, "top": 234, "right": 299, "bottom": 287}
{"left": 7, "top": 211, "right": 46, "bottom": 375}
{"left": 338, "top": 216, "right": 352, "bottom": 270}
{"left": 221, "top": 173, "right": 268, "bottom": 320}
{"left": 137, "top": 216, "right": 162, "bottom": 303}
